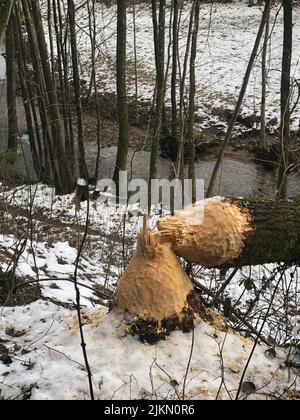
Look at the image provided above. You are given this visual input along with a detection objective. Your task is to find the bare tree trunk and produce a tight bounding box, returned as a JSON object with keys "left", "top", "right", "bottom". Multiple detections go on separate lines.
{"left": 133, "top": 0, "right": 139, "bottom": 125}
{"left": 6, "top": 13, "right": 18, "bottom": 158}
{"left": 57, "top": 0, "right": 75, "bottom": 174}
{"left": 259, "top": 0, "right": 270, "bottom": 148}
{"left": 14, "top": 5, "right": 45, "bottom": 177}
{"left": 20, "top": 0, "right": 54, "bottom": 179}
{"left": 47, "top": 0, "right": 55, "bottom": 78}
{"left": 176, "top": 0, "right": 195, "bottom": 180}
{"left": 149, "top": 0, "right": 166, "bottom": 210}
{"left": 13, "top": 10, "right": 44, "bottom": 176}
{"left": 188, "top": 0, "right": 200, "bottom": 204}
{"left": 68, "top": 0, "right": 89, "bottom": 201}
{"left": 206, "top": 0, "right": 271, "bottom": 198}
{"left": 113, "top": 0, "right": 129, "bottom": 191}
{"left": 52, "top": 0, "right": 73, "bottom": 174}
{"left": 87, "top": 0, "right": 102, "bottom": 183}
{"left": 0, "top": 0, "right": 14, "bottom": 42}
{"left": 29, "top": 0, "right": 75, "bottom": 194}
{"left": 277, "top": 0, "right": 293, "bottom": 199}
{"left": 171, "top": 0, "right": 178, "bottom": 140}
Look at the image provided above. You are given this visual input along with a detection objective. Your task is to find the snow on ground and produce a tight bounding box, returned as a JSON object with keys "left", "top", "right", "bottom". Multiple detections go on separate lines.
{"left": 0, "top": 43, "right": 5, "bottom": 81}
{"left": 0, "top": 301, "right": 297, "bottom": 400}
{"left": 0, "top": 182, "right": 299, "bottom": 399}
{"left": 45, "top": 2, "right": 300, "bottom": 133}
{"left": 0, "top": 235, "right": 107, "bottom": 307}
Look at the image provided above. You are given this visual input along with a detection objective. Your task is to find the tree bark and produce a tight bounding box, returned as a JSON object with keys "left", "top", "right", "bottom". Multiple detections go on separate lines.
{"left": 13, "top": 10, "right": 43, "bottom": 176}
{"left": 52, "top": 0, "right": 74, "bottom": 174}
{"left": 148, "top": 0, "right": 166, "bottom": 211}
{"left": 259, "top": 0, "right": 270, "bottom": 148}
{"left": 14, "top": 5, "right": 45, "bottom": 178}
{"left": 277, "top": 0, "right": 293, "bottom": 199}
{"left": 68, "top": 0, "right": 89, "bottom": 201}
{"left": 176, "top": 0, "right": 195, "bottom": 179}
{"left": 113, "top": 0, "right": 129, "bottom": 190}
{"left": 6, "top": 13, "right": 18, "bottom": 157}
{"left": 188, "top": 0, "right": 200, "bottom": 204}
{"left": 171, "top": 0, "right": 178, "bottom": 139}
{"left": 29, "top": 0, "right": 75, "bottom": 195}
{"left": 0, "top": 0, "right": 14, "bottom": 42}
{"left": 157, "top": 197, "right": 300, "bottom": 269}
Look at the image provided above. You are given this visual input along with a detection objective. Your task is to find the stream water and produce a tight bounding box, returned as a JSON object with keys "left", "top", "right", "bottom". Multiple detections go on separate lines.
{"left": 0, "top": 41, "right": 300, "bottom": 198}
{"left": 86, "top": 146, "right": 300, "bottom": 198}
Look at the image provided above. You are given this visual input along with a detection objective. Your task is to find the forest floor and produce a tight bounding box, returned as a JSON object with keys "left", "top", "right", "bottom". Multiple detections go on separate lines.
{"left": 0, "top": 2, "right": 299, "bottom": 400}
{"left": 0, "top": 182, "right": 299, "bottom": 400}
{"left": 67, "top": 1, "right": 300, "bottom": 137}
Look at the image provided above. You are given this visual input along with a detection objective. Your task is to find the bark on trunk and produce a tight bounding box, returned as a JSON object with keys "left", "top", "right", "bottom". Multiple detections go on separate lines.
{"left": 68, "top": 0, "right": 89, "bottom": 201}
{"left": 113, "top": 0, "right": 129, "bottom": 189}
{"left": 6, "top": 14, "right": 18, "bottom": 156}
{"left": 157, "top": 198, "right": 300, "bottom": 269}
{"left": 149, "top": 0, "right": 166, "bottom": 185}
{"left": 0, "top": 0, "right": 14, "bottom": 42}
{"left": 277, "top": 0, "right": 293, "bottom": 199}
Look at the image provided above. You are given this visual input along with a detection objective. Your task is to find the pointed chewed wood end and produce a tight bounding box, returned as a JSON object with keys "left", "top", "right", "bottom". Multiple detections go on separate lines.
{"left": 157, "top": 198, "right": 254, "bottom": 268}
{"left": 113, "top": 229, "right": 206, "bottom": 344}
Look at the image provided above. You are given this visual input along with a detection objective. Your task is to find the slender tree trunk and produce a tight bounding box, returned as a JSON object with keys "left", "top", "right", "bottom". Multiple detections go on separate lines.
{"left": 171, "top": 0, "right": 178, "bottom": 139}
{"left": 52, "top": 0, "right": 73, "bottom": 174}
{"left": 0, "top": 0, "right": 14, "bottom": 42}
{"left": 29, "top": 0, "right": 75, "bottom": 194}
{"left": 176, "top": 0, "right": 195, "bottom": 179}
{"left": 188, "top": 0, "right": 200, "bottom": 204}
{"left": 133, "top": 0, "right": 139, "bottom": 125}
{"left": 14, "top": 4, "right": 45, "bottom": 177}
{"left": 259, "top": 1, "right": 270, "bottom": 148}
{"left": 87, "top": 0, "right": 102, "bottom": 183}
{"left": 149, "top": 0, "right": 166, "bottom": 209}
{"left": 151, "top": 0, "right": 159, "bottom": 71}
{"left": 206, "top": 0, "right": 271, "bottom": 198}
{"left": 13, "top": 10, "right": 43, "bottom": 176}
{"left": 113, "top": 0, "right": 129, "bottom": 190}
{"left": 57, "top": 0, "right": 75, "bottom": 173}
{"left": 6, "top": 13, "right": 18, "bottom": 158}
{"left": 20, "top": 0, "right": 54, "bottom": 179}
{"left": 277, "top": 0, "right": 293, "bottom": 199}
{"left": 68, "top": 0, "right": 89, "bottom": 200}
{"left": 149, "top": 0, "right": 166, "bottom": 176}
{"left": 47, "top": 0, "right": 55, "bottom": 78}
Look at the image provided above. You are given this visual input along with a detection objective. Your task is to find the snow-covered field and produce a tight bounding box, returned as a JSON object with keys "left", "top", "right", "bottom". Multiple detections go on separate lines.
{"left": 0, "top": 183, "right": 299, "bottom": 400}
{"left": 0, "top": 301, "right": 296, "bottom": 400}
{"left": 60, "top": 1, "right": 300, "bottom": 133}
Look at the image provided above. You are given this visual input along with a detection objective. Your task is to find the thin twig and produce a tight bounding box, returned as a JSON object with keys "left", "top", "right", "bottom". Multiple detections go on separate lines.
{"left": 74, "top": 195, "right": 95, "bottom": 400}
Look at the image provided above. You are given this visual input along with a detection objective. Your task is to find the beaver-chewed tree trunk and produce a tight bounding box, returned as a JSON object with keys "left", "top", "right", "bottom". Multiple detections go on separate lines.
{"left": 157, "top": 197, "right": 300, "bottom": 269}
{"left": 113, "top": 229, "right": 206, "bottom": 344}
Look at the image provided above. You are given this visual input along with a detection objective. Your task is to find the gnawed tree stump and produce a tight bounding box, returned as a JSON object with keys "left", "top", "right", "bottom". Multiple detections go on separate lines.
{"left": 157, "top": 197, "right": 300, "bottom": 268}
{"left": 113, "top": 229, "right": 206, "bottom": 344}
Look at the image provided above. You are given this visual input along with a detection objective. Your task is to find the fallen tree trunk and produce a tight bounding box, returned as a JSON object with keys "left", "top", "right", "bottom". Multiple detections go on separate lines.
{"left": 157, "top": 197, "right": 300, "bottom": 268}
